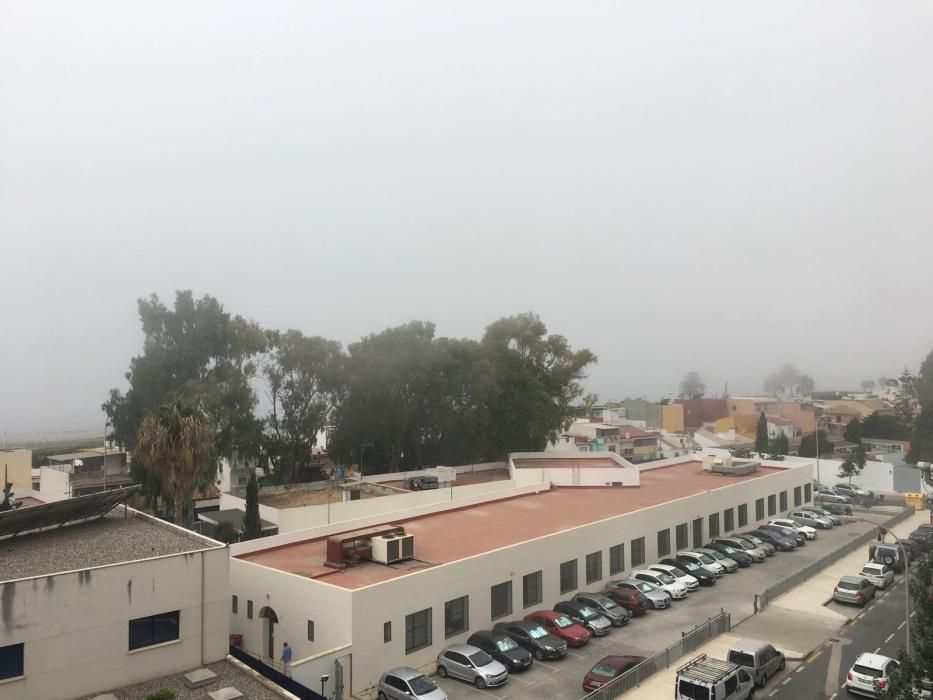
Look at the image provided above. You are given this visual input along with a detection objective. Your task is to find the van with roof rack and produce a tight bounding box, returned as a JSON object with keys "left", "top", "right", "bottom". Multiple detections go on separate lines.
{"left": 675, "top": 654, "right": 754, "bottom": 700}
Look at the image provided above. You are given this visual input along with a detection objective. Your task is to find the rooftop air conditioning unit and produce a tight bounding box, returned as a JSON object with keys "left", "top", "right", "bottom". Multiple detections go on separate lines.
{"left": 371, "top": 533, "right": 415, "bottom": 565}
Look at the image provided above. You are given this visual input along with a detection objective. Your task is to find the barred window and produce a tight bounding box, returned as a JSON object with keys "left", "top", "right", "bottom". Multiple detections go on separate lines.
{"left": 657, "top": 529, "right": 671, "bottom": 557}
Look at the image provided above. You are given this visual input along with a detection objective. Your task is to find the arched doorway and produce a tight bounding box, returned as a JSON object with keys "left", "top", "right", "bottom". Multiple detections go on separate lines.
{"left": 258, "top": 606, "right": 278, "bottom": 660}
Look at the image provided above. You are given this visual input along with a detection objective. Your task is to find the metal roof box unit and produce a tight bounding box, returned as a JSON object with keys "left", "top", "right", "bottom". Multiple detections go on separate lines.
{"left": 702, "top": 455, "right": 759, "bottom": 476}
{"left": 371, "top": 532, "right": 415, "bottom": 565}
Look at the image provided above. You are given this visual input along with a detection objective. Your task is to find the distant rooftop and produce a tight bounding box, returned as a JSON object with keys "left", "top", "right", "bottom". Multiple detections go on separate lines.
{"left": 47, "top": 448, "right": 126, "bottom": 461}
{"left": 258, "top": 480, "right": 401, "bottom": 509}
{"left": 380, "top": 468, "right": 512, "bottom": 490}
{"left": 3, "top": 509, "right": 219, "bottom": 582}
{"left": 238, "top": 459, "right": 787, "bottom": 589}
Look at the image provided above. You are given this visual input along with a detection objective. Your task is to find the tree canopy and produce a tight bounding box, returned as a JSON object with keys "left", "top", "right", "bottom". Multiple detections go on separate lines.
{"left": 678, "top": 372, "right": 705, "bottom": 399}
{"left": 799, "top": 430, "right": 833, "bottom": 458}
{"left": 107, "top": 295, "right": 596, "bottom": 480}
{"left": 907, "top": 347, "right": 933, "bottom": 464}
{"left": 755, "top": 412, "right": 769, "bottom": 454}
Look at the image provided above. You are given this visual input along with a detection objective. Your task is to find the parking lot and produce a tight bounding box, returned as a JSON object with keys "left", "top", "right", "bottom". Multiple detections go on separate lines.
{"left": 433, "top": 518, "right": 877, "bottom": 700}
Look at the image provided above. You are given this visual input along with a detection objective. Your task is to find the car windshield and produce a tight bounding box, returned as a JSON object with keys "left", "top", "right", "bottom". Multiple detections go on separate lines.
{"left": 705, "top": 550, "right": 724, "bottom": 560}
{"left": 861, "top": 567, "right": 878, "bottom": 576}
{"left": 590, "top": 662, "right": 620, "bottom": 677}
{"left": 408, "top": 675, "right": 438, "bottom": 694}
{"left": 656, "top": 572, "right": 676, "bottom": 584}
{"left": 469, "top": 650, "right": 494, "bottom": 666}
{"left": 696, "top": 553, "right": 715, "bottom": 564}
{"left": 667, "top": 566, "right": 686, "bottom": 576}
{"left": 495, "top": 637, "right": 518, "bottom": 652}
{"left": 553, "top": 615, "right": 573, "bottom": 628}
{"left": 728, "top": 651, "right": 755, "bottom": 669}
{"left": 635, "top": 582, "right": 655, "bottom": 593}
{"left": 744, "top": 535, "right": 763, "bottom": 544}
{"left": 838, "top": 580, "right": 858, "bottom": 590}
{"left": 853, "top": 664, "right": 883, "bottom": 679}
{"left": 578, "top": 606, "right": 598, "bottom": 619}
{"left": 680, "top": 560, "right": 700, "bottom": 571}
{"left": 600, "top": 598, "right": 620, "bottom": 610}
{"left": 528, "top": 625, "right": 548, "bottom": 639}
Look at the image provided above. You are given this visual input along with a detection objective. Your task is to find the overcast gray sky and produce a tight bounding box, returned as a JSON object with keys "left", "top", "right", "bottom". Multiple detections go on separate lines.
{"left": 2, "top": 1, "right": 932, "bottom": 434}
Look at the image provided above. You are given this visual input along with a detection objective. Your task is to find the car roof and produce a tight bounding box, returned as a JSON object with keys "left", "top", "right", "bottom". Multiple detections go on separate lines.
{"left": 443, "top": 643, "right": 481, "bottom": 655}
{"left": 595, "top": 655, "right": 646, "bottom": 668}
{"left": 650, "top": 563, "right": 677, "bottom": 571}
{"left": 527, "top": 610, "right": 561, "bottom": 619}
{"left": 861, "top": 563, "right": 884, "bottom": 570}
{"left": 839, "top": 575, "right": 868, "bottom": 584}
{"left": 854, "top": 652, "right": 895, "bottom": 669}
{"left": 385, "top": 666, "right": 428, "bottom": 680}
{"left": 631, "top": 569, "right": 660, "bottom": 577}
{"left": 557, "top": 599, "right": 585, "bottom": 608}
{"left": 729, "top": 638, "right": 773, "bottom": 654}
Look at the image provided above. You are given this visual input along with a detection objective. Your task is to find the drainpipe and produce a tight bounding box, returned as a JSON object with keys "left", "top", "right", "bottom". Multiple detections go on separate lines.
{"left": 201, "top": 550, "right": 206, "bottom": 666}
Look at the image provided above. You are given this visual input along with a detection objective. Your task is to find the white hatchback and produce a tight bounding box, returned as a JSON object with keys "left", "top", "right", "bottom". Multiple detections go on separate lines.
{"left": 846, "top": 652, "right": 899, "bottom": 697}
{"left": 859, "top": 562, "right": 894, "bottom": 590}
{"left": 631, "top": 569, "right": 688, "bottom": 599}
{"left": 768, "top": 518, "right": 817, "bottom": 540}
{"left": 648, "top": 563, "right": 699, "bottom": 591}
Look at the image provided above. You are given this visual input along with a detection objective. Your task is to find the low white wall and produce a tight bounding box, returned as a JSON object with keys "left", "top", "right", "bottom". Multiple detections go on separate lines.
{"left": 782, "top": 455, "right": 894, "bottom": 492}
{"left": 226, "top": 477, "right": 529, "bottom": 538}
{"left": 230, "top": 480, "right": 551, "bottom": 558}
{"left": 38, "top": 466, "right": 71, "bottom": 501}
{"left": 509, "top": 451, "right": 640, "bottom": 487}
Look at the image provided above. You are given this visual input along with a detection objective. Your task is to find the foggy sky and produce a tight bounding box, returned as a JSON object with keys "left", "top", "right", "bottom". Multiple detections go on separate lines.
{"left": 2, "top": 1, "right": 933, "bottom": 434}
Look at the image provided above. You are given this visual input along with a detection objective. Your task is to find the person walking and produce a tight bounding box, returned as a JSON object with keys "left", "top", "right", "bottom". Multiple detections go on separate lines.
{"left": 281, "top": 641, "right": 293, "bottom": 677}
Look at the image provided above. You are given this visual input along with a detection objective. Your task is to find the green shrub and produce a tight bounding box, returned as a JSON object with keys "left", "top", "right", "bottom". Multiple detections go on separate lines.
{"left": 146, "top": 689, "right": 176, "bottom": 700}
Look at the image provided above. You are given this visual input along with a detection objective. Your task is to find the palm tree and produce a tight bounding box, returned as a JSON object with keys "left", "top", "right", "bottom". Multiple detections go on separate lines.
{"left": 133, "top": 399, "right": 215, "bottom": 526}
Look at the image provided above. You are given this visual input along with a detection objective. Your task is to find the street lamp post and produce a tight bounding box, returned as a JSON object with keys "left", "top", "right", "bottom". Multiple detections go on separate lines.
{"left": 814, "top": 414, "right": 833, "bottom": 485}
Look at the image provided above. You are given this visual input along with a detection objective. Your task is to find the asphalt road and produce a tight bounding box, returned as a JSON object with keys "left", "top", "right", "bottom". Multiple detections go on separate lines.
{"left": 764, "top": 575, "right": 912, "bottom": 700}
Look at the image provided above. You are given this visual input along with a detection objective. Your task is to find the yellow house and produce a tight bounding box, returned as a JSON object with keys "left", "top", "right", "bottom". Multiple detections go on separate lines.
{"left": 1, "top": 449, "right": 33, "bottom": 489}
{"left": 661, "top": 404, "right": 684, "bottom": 433}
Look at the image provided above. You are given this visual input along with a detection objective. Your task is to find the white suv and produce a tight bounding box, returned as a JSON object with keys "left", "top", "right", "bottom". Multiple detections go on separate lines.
{"left": 846, "top": 652, "right": 899, "bottom": 697}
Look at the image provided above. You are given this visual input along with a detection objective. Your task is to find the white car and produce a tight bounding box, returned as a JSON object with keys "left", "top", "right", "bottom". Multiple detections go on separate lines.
{"left": 845, "top": 652, "right": 899, "bottom": 697}
{"left": 648, "top": 563, "right": 700, "bottom": 591}
{"left": 631, "top": 569, "right": 689, "bottom": 599}
{"left": 768, "top": 518, "right": 817, "bottom": 540}
{"left": 859, "top": 562, "right": 894, "bottom": 590}
{"left": 677, "top": 550, "right": 725, "bottom": 577}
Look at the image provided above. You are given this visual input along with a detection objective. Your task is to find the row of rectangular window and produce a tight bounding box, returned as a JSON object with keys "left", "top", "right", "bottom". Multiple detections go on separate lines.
{"left": 397, "top": 484, "right": 810, "bottom": 654}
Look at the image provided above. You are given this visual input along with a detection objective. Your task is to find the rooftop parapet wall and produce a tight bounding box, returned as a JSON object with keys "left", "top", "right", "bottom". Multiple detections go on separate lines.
{"left": 509, "top": 450, "right": 640, "bottom": 487}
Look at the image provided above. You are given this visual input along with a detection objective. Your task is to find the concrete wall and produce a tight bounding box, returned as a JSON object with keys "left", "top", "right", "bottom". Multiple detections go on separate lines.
{"left": 296, "top": 462, "right": 812, "bottom": 695}
{"left": 1, "top": 541, "right": 228, "bottom": 700}
{"left": 37, "top": 467, "right": 71, "bottom": 501}
{"left": 1, "top": 449, "right": 32, "bottom": 489}
{"left": 783, "top": 455, "right": 895, "bottom": 492}
{"left": 661, "top": 404, "right": 684, "bottom": 433}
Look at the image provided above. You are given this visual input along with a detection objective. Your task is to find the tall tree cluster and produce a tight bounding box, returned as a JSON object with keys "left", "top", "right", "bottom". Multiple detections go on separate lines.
{"left": 907, "top": 349, "right": 933, "bottom": 464}
{"left": 762, "top": 363, "right": 814, "bottom": 397}
{"left": 106, "top": 294, "right": 596, "bottom": 487}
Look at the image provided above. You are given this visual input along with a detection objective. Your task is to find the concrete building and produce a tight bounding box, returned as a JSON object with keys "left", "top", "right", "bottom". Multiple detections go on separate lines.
{"left": 227, "top": 453, "right": 812, "bottom": 698}
{"left": 661, "top": 403, "right": 684, "bottom": 433}
{"left": 615, "top": 425, "right": 661, "bottom": 463}
{"left": 43, "top": 447, "right": 134, "bottom": 496}
{"left": 0, "top": 449, "right": 32, "bottom": 490}
{"left": 0, "top": 490, "right": 229, "bottom": 700}
{"left": 677, "top": 398, "right": 729, "bottom": 431}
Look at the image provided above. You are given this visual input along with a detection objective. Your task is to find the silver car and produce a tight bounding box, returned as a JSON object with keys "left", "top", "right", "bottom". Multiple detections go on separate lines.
{"left": 677, "top": 550, "right": 724, "bottom": 576}
{"left": 816, "top": 489, "right": 851, "bottom": 504}
{"left": 437, "top": 644, "right": 509, "bottom": 689}
{"left": 800, "top": 506, "right": 843, "bottom": 526}
{"left": 695, "top": 548, "right": 739, "bottom": 573}
{"left": 608, "top": 577, "right": 672, "bottom": 609}
{"left": 859, "top": 563, "right": 894, "bottom": 590}
{"left": 713, "top": 537, "right": 766, "bottom": 562}
{"left": 833, "top": 575, "right": 875, "bottom": 607}
{"left": 379, "top": 667, "right": 448, "bottom": 700}
{"left": 788, "top": 510, "right": 834, "bottom": 530}
{"left": 738, "top": 533, "right": 775, "bottom": 556}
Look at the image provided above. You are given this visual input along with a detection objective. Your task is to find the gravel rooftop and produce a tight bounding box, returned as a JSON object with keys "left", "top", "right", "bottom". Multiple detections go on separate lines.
{"left": 2, "top": 509, "right": 218, "bottom": 581}
{"left": 80, "top": 659, "right": 292, "bottom": 700}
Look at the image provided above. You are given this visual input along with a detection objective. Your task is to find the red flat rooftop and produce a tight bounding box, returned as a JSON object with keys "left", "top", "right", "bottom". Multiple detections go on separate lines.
{"left": 237, "top": 460, "right": 784, "bottom": 589}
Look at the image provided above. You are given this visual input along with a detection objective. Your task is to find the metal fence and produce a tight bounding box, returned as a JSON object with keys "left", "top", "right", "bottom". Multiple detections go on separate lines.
{"left": 756, "top": 506, "right": 916, "bottom": 611}
{"left": 229, "top": 645, "right": 326, "bottom": 700}
{"left": 579, "top": 611, "right": 732, "bottom": 700}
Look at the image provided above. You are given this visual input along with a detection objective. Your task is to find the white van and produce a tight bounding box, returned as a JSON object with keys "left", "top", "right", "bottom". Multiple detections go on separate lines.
{"left": 675, "top": 654, "right": 754, "bottom": 700}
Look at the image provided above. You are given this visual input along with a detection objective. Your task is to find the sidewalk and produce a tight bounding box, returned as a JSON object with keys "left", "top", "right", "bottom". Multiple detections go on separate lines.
{"left": 629, "top": 508, "right": 927, "bottom": 700}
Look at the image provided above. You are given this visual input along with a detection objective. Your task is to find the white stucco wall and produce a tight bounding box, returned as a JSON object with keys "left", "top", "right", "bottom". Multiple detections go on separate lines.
{"left": 1, "top": 543, "right": 228, "bottom": 700}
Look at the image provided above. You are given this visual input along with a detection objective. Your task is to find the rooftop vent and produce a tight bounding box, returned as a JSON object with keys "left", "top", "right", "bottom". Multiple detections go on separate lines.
{"left": 371, "top": 533, "right": 415, "bottom": 565}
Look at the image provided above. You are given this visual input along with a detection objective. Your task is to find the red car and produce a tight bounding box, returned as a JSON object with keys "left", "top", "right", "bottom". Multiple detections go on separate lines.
{"left": 602, "top": 585, "right": 651, "bottom": 616}
{"left": 582, "top": 655, "right": 647, "bottom": 692}
{"left": 523, "top": 610, "right": 591, "bottom": 647}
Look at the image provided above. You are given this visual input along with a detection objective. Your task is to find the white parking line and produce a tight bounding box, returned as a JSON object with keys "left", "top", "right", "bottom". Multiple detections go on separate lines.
{"left": 782, "top": 677, "right": 792, "bottom": 685}
{"left": 768, "top": 691, "right": 778, "bottom": 697}
{"left": 898, "top": 622, "right": 906, "bottom": 630}
{"left": 874, "top": 647, "right": 881, "bottom": 654}
{"left": 830, "top": 693, "right": 838, "bottom": 700}
{"left": 567, "top": 651, "right": 585, "bottom": 659}
{"left": 796, "top": 666, "right": 805, "bottom": 673}
{"left": 911, "top": 611, "right": 917, "bottom": 618}
{"left": 885, "top": 633, "right": 894, "bottom": 644}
